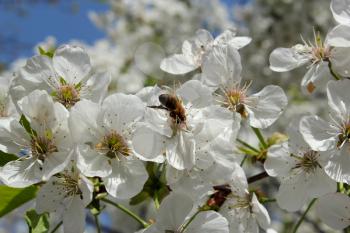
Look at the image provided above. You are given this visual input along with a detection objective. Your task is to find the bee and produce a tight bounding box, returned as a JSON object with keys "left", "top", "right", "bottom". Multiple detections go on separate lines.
{"left": 148, "top": 94, "right": 186, "bottom": 125}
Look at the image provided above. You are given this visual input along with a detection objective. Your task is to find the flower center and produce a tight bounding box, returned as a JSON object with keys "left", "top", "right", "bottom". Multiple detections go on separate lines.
{"left": 55, "top": 84, "right": 80, "bottom": 108}
{"left": 95, "top": 131, "right": 130, "bottom": 159}
{"left": 292, "top": 150, "right": 321, "bottom": 173}
{"left": 338, "top": 122, "right": 350, "bottom": 148}
{"left": 222, "top": 82, "right": 251, "bottom": 118}
{"left": 55, "top": 173, "right": 82, "bottom": 199}
{"left": 31, "top": 135, "right": 58, "bottom": 161}
{"left": 311, "top": 46, "right": 331, "bottom": 63}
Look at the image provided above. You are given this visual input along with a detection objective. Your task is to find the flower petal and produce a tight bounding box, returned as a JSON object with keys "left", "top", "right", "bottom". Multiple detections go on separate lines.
{"left": 104, "top": 159, "right": 148, "bottom": 199}
{"left": 269, "top": 48, "right": 309, "bottom": 72}
{"left": 187, "top": 211, "right": 229, "bottom": 233}
{"left": 325, "top": 145, "right": 350, "bottom": 184}
{"left": 300, "top": 115, "right": 337, "bottom": 151}
{"left": 202, "top": 44, "right": 242, "bottom": 87}
{"left": 63, "top": 196, "right": 85, "bottom": 233}
{"left": 166, "top": 131, "right": 195, "bottom": 170}
{"left": 246, "top": 85, "right": 288, "bottom": 129}
{"left": 331, "top": 0, "right": 350, "bottom": 25}
{"left": 160, "top": 54, "right": 197, "bottom": 75}
{"left": 53, "top": 45, "right": 91, "bottom": 84}
{"left": 316, "top": 192, "right": 350, "bottom": 230}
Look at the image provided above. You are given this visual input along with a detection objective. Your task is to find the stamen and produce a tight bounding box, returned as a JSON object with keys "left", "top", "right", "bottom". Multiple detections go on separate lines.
{"left": 31, "top": 135, "right": 58, "bottom": 161}
{"left": 54, "top": 84, "right": 80, "bottom": 108}
{"left": 95, "top": 131, "right": 130, "bottom": 158}
{"left": 292, "top": 150, "right": 321, "bottom": 173}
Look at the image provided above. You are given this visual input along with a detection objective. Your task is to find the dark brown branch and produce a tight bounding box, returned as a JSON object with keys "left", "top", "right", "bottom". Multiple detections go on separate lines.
{"left": 247, "top": 171, "right": 269, "bottom": 184}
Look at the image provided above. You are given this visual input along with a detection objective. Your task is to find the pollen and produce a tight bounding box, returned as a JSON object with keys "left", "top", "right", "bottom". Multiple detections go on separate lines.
{"left": 95, "top": 131, "right": 130, "bottom": 158}
{"left": 221, "top": 81, "right": 251, "bottom": 118}
{"left": 55, "top": 84, "right": 80, "bottom": 108}
{"left": 31, "top": 135, "right": 58, "bottom": 161}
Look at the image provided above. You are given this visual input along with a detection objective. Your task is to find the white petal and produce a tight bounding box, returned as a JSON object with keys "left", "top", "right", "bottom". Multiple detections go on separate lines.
{"left": 326, "top": 24, "right": 350, "bottom": 47}
{"left": 327, "top": 79, "right": 350, "bottom": 119}
{"left": 166, "top": 131, "right": 195, "bottom": 170}
{"left": 287, "top": 120, "right": 310, "bottom": 154}
{"left": 269, "top": 47, "right": 309, "bottom": 72}
{"left": 53, "top": 45, "right": 91, "bottom": 84}
{"left": 251, "top": 193, "right": 271, "bottom": 230}
{"left": 63, "top": 196, "right": 85, "bottom": 233}
{"left": 84, "top": 72, "right": 111, "bottom": 103}
{"left": 104, "top": 159, "right": 148, "bottom": 199}
{"left": 300, "top": 115, "right": 337, "bottom": 151}
{"left": 19, "top": 55, "right": 56, "bottom": 85}
{"left": 301, "top": 63, "right": 331, "bottom": 94}
{"left": 132, "top": 124, "right": 165, "bottom": 161}
{"left": 42, "top": 151, "right": 72, "bottom": 181}
{"left": 0, "top": 158, "right": 41, "bottom": 187}
{"left": 102, "top": 93, "right": 145, "bottom": 132}
{"left": 194, "top": 29, "right": 214, "bottom": 48}
{"left": 331, "top": 0, "right": 350, "bottom": 25}
{"left": 307, "top": 168, "right": 337, "bottom": 197}
{"left": 17, "top": 90, "right": 58, "bottom": 131}
{"left": 76, "top": 144, "right": 112, "bottom": 177}
{"left": 157, "top": 192, "right": 193, "bottom": 231}
{"left": 330, "top": 47, "right": 350, "bottom": 77}
{"left": 160, "top": 54, "right": 197, "bottom": 75}
{"left": 79, "top": 175, "right": 94, "bottom": 207}
{"left": 276, "top": 174, "right": 309, "bottom": 212}
{"left": 265, "top": 142, "right": 295, "bottom": 177}
{"left": 176, "top": 80, "right": 213, "bottom": 108}
{"left": 325, "top": 145, "right": 350, "bottom": 184}
{"left": 316, "top": 192, "right": 350, "bottom": 230}
{"left": 202, "top": 44, "right": 242, "bottom": 87}
{"left": 246, "top": 85, "right": 288, "bottom": 129}
{"left": 188, "top": 211, "right": 229, "bottom": 233}
{"left": 36, "top": 178, "right": 66, "bottom": 213}
{"left": 228, "top": 37, "right": 252, "bottom": 49}
{"left": 69, "top": 99, "right": 101, "bottom": 143}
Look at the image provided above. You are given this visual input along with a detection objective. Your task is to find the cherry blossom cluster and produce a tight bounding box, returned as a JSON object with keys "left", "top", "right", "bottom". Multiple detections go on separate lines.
{"left": 0, "top": 0, "right": 349, "bottom": 233}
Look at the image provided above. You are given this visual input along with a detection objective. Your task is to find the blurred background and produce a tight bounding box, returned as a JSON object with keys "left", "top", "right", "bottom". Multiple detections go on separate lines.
{"left": 0, "top": 0, "right": 340, "bottom": 232}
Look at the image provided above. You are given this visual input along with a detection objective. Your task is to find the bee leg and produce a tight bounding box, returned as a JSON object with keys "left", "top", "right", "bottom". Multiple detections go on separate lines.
{"left": 147, "top": 105, "right": 168, "bottom": 110}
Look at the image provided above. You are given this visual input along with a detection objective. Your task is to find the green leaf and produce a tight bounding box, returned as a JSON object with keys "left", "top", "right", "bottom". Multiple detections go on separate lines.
{"left": 0, "top": 185, "right": 38, "bottom": 217}
{"left": 38, "top": 46, "right": 54, "bottom": 58}
{"left": 19, "top": 114, "right": 37, "bottom": 137}
{"left": 25, "top": 209, "right": 49, "bottom": 233}
{"left": 0, "top": 150, "right": 18, "bottom": 166}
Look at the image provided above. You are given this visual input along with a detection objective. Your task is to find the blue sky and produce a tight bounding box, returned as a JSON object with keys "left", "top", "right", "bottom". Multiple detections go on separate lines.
{"left": 0, "top": 0, "right": 247, "bottom": 65}
{"left": 0, "top": 0, "right": 108, "bottom": 64}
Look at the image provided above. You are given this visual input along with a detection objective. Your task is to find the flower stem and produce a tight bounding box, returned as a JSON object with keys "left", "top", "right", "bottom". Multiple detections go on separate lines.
{"left": 180, "top": 209, "right": 202, "bottom": 233}
{"left": 292, "top": 198, "right": 317, "bottom": 233}
{"left": 94, "top": 214, "right": 101, "bottom": 233}
{"left": 251, "top": 127, "right": 268, "bottom": 149}
{"left": 237, "top": 138, "right": 260, "bottom": 153}
{"left": 50, "top": 221, "right": 62, "bottom": 233}
{"left": 101, "top": 198, "right": 149, "bottom": 228}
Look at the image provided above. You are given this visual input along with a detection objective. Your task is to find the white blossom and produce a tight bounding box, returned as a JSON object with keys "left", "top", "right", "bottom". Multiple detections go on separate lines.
{"left": 69, "top": 93, "right": 148, "bottom": 199}
{"left": 36, "top": 164, "right": 93, "bottom": 233}
{"left": 0, "top": 90, "right": 72, "bottom": 187}
{"left": 265, "top": 121, "right": 336, "bottom": 211}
